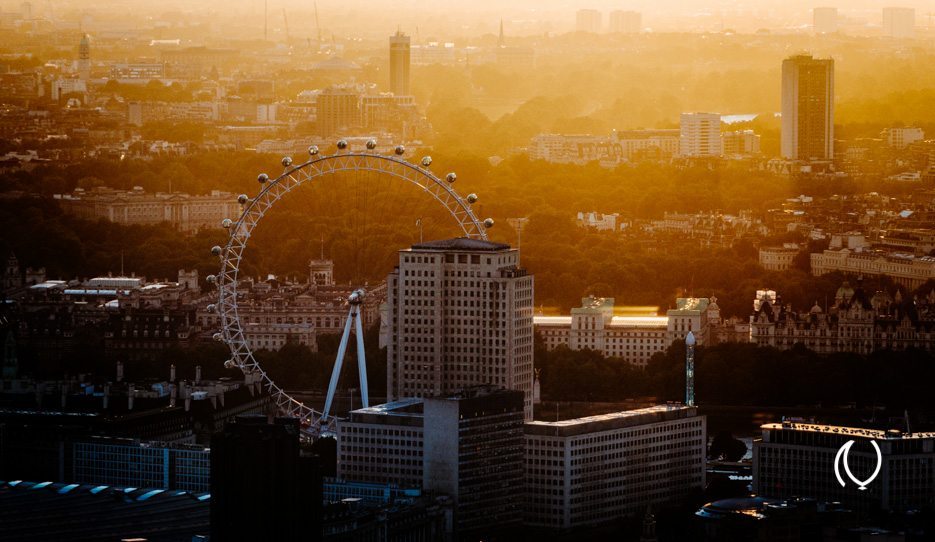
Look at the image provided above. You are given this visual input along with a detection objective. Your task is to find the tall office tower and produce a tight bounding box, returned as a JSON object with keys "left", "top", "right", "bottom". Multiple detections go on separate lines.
{"left": 882, "top": 7, "right": 915, "bottom": 38}
{"left": 781, "top": 54, "right": 834, "bottom": 161}
{"left": 813, "top": 7, "right": 838, "bottom": 33}
{"left": 389, "top": 31, "right": 410, "bottom": 96}
{"left": 78, "top": 34, "right": 91, "bottom": 81}
{"left": 609, "top": 10, "right": 641, "bottom": 33}
{"left": 679, "top": 112, "right": 723, "bottom": 157}
{"left": 211, "top": 416, "right": 322, "bottom": 542}
{"left": 576, "top": 9, "right": 602, "bottom": 33}
{"left": 316, "top": 86, "right": 360, "bottom": 137}
{"left": 385, "top": 238, "right": 535, "bottom": 420}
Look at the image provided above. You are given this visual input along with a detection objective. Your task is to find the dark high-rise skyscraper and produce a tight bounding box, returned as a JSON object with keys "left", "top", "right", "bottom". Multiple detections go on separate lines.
{"left": 210, "top": 415, "right": 322, "bottom": 542}
{"left": 781, "top": 54, "right": 834, "bottom": 161}
{"left": 389, "top": 31, "right": 410, "bottom": 96}
{"left": 78, "top": 34, "right": 90, "bottom": 80}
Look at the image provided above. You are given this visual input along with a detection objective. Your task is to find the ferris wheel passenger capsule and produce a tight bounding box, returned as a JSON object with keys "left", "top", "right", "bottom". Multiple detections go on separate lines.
{"left": 211, "top": 245, "right": 222, "bottom": 256}
{"left": 366, "top": 139, "right": 377, "bottom": 150}
{"left": 257, "top": 173, "right": 269, "bottom": 184}
{"left": 237, "top": 194, "right": 249, "bottom": 204}
{"left": 212, "top": 332, "right": 223, "bottom": 342}
{"left": 308, "top": 145, "right": 319, "bottom": 156}
{"left": 221, "top": 218, "right": 233, "bottom": 229}
{"left": 224, "top": 359, "right": 235, "bottom": 369}
{"left": 446, "top": 172, "right": 457, "bottom": 183}
{"left": 394, "top": 145, "right": 405, "bottom": 155}
{"left": 206, "top": 274, "right": 217, "bottom": 284}
{"left": 484, "top": 218, "right": 495, "bottom": 228}
{"left": 336, "top": 139, "right": 348, "bottom": 150}
{"left": 467, "top": 193, "right": 478, "bottom": 204}
{"left": 421, "top": 156, "right": 432, "bottom": 167}
{"left": 206, "top": 304, "right": 216, "bottom": 312}
{"left": 281, "top": 156, "right": 293, "bottom": 167}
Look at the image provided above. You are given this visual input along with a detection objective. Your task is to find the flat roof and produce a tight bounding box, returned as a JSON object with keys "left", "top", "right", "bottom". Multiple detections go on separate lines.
{"left": 525, "top": 404, "right": 698, "bottom": 438}
{"left": 533, "top": 315, "right": 667, "bottom": 328}
{"left": 409, "top": 237, "right": 511, "bottom": 252}
{"left": 762, "top": 422, "right": 935, "bottom": 440}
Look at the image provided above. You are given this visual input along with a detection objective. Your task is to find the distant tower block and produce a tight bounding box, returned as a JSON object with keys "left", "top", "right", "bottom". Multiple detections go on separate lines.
{"left": 389, "top": 31, "right": 410, "bottom": 96}
{"left": 78, "top": 34, "right": 91, "bottom": 80}
{"left": 685, "top": 331, "right": 695, "bottom": 407}
{"left": 309, "top": 258, "right": 334, "bottom": 286}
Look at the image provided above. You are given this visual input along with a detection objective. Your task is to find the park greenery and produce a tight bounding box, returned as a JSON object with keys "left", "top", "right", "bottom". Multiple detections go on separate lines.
{"left": 3, "top": 154, "right": 934, "bottom": 318}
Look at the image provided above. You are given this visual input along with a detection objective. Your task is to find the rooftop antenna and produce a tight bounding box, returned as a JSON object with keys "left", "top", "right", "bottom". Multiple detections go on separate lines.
{"left": 507, "top": 217, "right": 529, "bottom": 264}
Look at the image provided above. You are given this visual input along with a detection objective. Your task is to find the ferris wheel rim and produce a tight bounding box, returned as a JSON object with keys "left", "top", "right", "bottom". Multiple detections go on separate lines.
{"left": 213, "top": 150, "right": 488, "bottom": 436}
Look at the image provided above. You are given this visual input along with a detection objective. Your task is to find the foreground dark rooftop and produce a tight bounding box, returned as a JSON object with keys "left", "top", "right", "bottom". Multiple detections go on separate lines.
{"left": 0, "top": 480, "right": 209, "bottom": 542}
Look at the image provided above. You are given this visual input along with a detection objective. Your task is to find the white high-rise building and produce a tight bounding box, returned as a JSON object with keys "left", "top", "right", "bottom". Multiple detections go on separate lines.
{"left": 781, "top": 54, "right": 834, "bottom": 161}
{"left": 882, "top": 127, "right": 924, "bottom": 149}
{"left": 813, "top": 7, "right": 838, "bottom": 34}
{"left": 609, "top": 10, "right": 641, "bottom": 33}
{"left": 576, "top": 9, "right": 602, "bottom": 33}
{"left": 680, "top": 113, "right": 722, "bottom": 157}
{"left": 385, "top": 238, "right": 535, "bottom": 420}
{"left": 882, "top": 7, "right": 915, "bottom": 38}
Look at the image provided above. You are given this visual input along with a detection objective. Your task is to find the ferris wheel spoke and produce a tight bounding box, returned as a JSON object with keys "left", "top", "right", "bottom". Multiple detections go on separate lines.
{"left": 214, "top": 150, "right": 489, "bottom": 438}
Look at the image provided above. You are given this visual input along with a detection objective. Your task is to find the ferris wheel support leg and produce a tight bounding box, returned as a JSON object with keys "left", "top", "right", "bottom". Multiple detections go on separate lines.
{"left": 354, "top": 307, "right": 369, "bottom": 408}
{"left": 323, "top": 306, "right": 354, "bottom": 419}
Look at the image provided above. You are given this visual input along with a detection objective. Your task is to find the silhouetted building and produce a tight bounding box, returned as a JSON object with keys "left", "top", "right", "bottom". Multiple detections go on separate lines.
{"left": 317, "top": 86, "right": 360, "bottom": 137}
{"left": 609, "top": 10, "right": 641, "bottom": 33}
{"left": 813, "top": 7, "right": 838, "bottom": 34}
{"left": 389, "top": 31, "right": 410, "bottom": 96}
{"left": 78, "top": 34, "right": 90, "bottom": 81}
{"left": 210, "top": 415, "right": 322, "bottom": 541}
{"left": 781, "top": 54, "right": 834, "bottom": 161}
{"left": 576, "top": 9, "right": 602, "bottom": 33}
{"left": 882, "top": 7, "right": 915, "bottom": 38}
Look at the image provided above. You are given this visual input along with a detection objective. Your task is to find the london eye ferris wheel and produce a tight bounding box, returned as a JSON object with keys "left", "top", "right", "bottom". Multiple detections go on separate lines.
{"left": 205, "top": 139, "right": 493, "bottom": 436}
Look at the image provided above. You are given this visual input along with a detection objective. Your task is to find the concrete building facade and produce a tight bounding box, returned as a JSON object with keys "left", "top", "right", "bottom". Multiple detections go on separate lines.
{"left": 524, "top": 405, "right": 706, "bottom": 530}
{"left": 781, "top": 54, "right": 835, "bottom": 161}
{"left": 680, "top": 113, "right": 723, "bottom": 158}
{"left": 754, "top": 421, "right": 935, "bottom": 511}
{"left": 385, "top": 238, "right": 535, "bottom": 420}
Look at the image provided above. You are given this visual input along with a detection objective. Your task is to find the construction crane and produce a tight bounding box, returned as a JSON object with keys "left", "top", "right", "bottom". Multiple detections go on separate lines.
{"left": 314, "top": 1, "right": 322, "bottom": 47}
